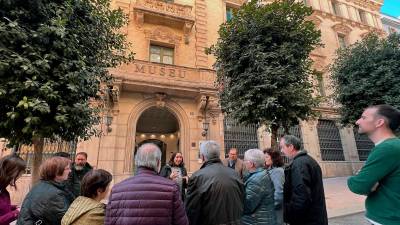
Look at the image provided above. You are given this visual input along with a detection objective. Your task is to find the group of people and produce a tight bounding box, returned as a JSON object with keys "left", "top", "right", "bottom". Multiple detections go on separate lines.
{"left": 0, "top": 151, "right": 103, "bottom": 225}
{"left": 0, "top": 104, "right": 399, "bottom": 225}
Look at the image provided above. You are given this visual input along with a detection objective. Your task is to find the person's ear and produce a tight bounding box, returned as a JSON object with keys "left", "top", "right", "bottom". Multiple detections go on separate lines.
{"left": 375, "top": 118, "right": 385, "bottom": 128}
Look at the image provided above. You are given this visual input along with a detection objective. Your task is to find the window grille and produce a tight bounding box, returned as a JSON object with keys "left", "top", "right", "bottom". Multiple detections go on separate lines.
{"left": 223, "top": 117, "right": 259, "bottom": 159}
{"left": 17, "top": 139, "right": 77, "bottom": 174}
{"left": 277, "top": 125, "right": 302, "bottom": 164}
{"left": 317, "top": 120, "right": 345, "bottom": 161}
{"left": 353, "top": 129, "right": 374, "bottom": 161}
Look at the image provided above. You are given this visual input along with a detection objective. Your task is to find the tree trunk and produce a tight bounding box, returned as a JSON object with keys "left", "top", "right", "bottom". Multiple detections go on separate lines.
{"left": 270, "top": 124, "right": 279, "bottom": 151}
{"left": 31, "top": 137, "right": 44, "bottom": 185}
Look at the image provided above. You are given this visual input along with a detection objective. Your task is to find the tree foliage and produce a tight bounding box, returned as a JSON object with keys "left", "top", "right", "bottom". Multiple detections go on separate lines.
{"left": 330, "top": 33, "right": 400, "bottom": 126}
{"left": 0, "top": 0, "right": 133, "bottom": 146}
{"left": 207, "top": 0, "right": 321, "bottom": 146}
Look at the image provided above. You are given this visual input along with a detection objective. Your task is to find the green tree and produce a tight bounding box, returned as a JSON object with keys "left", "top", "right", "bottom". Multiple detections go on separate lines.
{"left": 330, "top": 33, "right": 400, "bottom": 126}
{"left": 0, "top": 0, "right": 133, "bottom": 183}
{"left": 207, "top": 0, "right": 321, "bottom": 148}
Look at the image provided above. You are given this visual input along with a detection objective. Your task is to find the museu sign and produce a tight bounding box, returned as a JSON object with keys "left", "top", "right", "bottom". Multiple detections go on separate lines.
{"left": 134, "top": 62, "right": 186, "bottom": 79}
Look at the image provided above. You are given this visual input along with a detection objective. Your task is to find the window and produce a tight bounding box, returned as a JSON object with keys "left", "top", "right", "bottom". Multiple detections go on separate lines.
{"left": 315, "top": 72, "right": 326, "bottom": 96}
{"left": 317, "top": 120, "right": 345, "bottom": 161}
{"left": 358, "top": 9, "right": 367, "bottom": 24}
{"left": 223, "top": 116, "right": 258, "bottom": 159}
{"left": 150, "top": 45, "right": 174, "bottom": 65}
{"left": 331, "top": 1, "right": 341, "bottom": 16}
{"left": 337, "top": 33, "right": 346, "bottom": 48}
{"left": 226, "top": 7, "right": 235, "bottom": 21}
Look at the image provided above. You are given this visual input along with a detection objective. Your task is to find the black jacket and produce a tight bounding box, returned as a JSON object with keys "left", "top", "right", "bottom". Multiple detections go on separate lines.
{"left": 159, "top": 164, "right": 188, "bottom": 200}
{"left": 68, "top": 162, "right": 93, "bottom": 197}
{"left": 185, "top": 158, "right": 244, "bottom": 225}
{"left": 17, "top": 180, "right": 75, "bottom": 225}
{"left": 283, "top": 151, "right": 328, "bottom": 225}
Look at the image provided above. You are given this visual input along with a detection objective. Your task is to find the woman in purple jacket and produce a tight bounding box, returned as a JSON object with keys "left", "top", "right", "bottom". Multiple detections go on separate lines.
{"left": 0, "top": 155, "right": 26, "bottom": 225}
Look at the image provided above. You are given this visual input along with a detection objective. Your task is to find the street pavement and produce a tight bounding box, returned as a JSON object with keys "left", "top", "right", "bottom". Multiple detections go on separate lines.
{"left": 329, "top": 212, "right": 370, "bottom": 225}
{"left": 324, "top": 176, "right": 366, "bottom": 218}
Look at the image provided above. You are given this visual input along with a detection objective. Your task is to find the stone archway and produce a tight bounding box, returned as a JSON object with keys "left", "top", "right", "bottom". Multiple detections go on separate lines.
{"left": 124, "top": 98, "right": 190, "bottom": 173}
{"left": 135, "top": 106, "right": 179, "bottom": 168}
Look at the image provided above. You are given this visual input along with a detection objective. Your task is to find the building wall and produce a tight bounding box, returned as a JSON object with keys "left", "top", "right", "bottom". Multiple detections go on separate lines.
{"left": 381, "top": 13, "right": 400, "bottom": 34}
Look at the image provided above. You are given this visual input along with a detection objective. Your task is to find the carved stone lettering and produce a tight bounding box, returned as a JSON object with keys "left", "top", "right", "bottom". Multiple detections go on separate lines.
{"left": 169, "top": 69, "right": 176, "bottom": 77}
{"left": 135, "top": 64, "right": 145, "bottom": 73}
{"left": 133, "top": 62, "right": 187, "bottom": 79}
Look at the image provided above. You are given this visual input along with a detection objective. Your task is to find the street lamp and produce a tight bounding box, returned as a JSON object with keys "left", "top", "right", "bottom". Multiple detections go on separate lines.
{"left": 105, "top": 115, "right": 113, "bottom": 133}
{"left": 202, "top": 120, "right": 209, "bottom": 138}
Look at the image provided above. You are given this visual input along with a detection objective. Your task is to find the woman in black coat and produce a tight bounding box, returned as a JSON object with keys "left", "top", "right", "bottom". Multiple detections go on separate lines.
{"left": 159, "top": 152, "right": 188, "bottom": 201}
{"left": 17, "top": 156, "right": 75, "bottom": 225}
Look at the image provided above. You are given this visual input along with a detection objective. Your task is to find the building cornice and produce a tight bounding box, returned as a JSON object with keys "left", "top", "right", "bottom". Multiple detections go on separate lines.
{"left": 313, "top": 10, "right": 385, "bottom": 35}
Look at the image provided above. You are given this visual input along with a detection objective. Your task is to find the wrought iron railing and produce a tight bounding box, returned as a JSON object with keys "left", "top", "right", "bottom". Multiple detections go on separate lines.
{"left": 223, "top": 117, "right": 259, "bottom": 159}
{"left": 277, "top": 125, "right": 303, "bottom": 164}
{"left": 317, "top": 120, "right": 345, "bottom": 161}
{"left": 353, "top": 129, "right": 374, "bottom": 161}
{"left": 17, "top": 139, "right": 77, "bottom": 174}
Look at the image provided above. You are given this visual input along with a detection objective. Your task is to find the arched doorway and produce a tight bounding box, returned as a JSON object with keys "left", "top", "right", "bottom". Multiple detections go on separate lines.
{"left": 135, "top": 106, "right": 180, "bottom": 168}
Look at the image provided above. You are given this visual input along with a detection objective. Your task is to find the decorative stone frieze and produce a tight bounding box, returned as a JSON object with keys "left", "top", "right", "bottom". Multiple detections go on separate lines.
{"left": 332, "top": 23, "right": 352, "bottom": 34}
{"left": 133, "top": 0, "right": 195, "bottom": 43}
{"left": 144, "top": 26, "right": 182, "bottom": 44}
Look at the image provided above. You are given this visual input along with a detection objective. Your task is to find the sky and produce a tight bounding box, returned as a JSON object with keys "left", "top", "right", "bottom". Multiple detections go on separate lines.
{"left": 381, "top": 0, "right": 400, "bottom": 18}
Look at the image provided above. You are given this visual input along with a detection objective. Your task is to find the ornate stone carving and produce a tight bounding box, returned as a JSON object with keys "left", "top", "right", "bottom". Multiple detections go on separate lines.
{"left": 332, "top": 23, "right": 352, "bottom": 34}
{"left": 183, "top": 22, "right": 194, "bottom": 44}
{"left": 155, "top": 92, "right": 167, "bottom": 108}
{"left": 136, "top": 0, "right": 192, "bottom": 18}
{"left": 144, "top": 26, "right": 182, "bottom": 44}
{"left": 196, "top": 95, "right": 220, "bottom": 124}
{"left": 135, "top": 11, "right": 144, "bottom": 27}
{"left": 307, "top": 14, "right": 323, "bottom": 27}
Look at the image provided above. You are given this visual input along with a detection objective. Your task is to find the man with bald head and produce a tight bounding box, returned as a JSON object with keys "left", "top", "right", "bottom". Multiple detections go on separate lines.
{"left": 105, "top": 143, "right": 188, "bottom": 225}
{"left": 222, "top": 147, "right": 245, "bottom": 179}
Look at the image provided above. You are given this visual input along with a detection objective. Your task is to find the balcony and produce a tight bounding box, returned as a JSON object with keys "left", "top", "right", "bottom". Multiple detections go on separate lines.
{"left": 133, "top": 0, "right": 195, "bottom": 43}
{"left": 110, "top": 60, "right": 216, "bottom": 97}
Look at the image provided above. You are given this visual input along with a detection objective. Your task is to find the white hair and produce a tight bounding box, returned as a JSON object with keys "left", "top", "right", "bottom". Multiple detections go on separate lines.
{"left": 244, "top": 149, "right": 265, "bottom": 168}
{"left": 135, "top": 143, "right": 161, "bottom": 172}
{"left": 200, "top": 141, "right": 220, "bottom": 160}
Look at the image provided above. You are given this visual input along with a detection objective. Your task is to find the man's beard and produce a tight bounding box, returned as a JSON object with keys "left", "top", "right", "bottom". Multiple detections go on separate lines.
{"left": 75, "top": 165, "right": 84, "bottom": 170}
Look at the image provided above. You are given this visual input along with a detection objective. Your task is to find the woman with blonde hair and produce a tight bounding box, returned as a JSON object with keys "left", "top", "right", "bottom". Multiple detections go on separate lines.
{"left": 17, "top": 156, "right": 74, "bottom": 225}
{"left": 62, "top": 169, "right": 112, "bottom": 225}
{"left": 0, "top": 155, "right": 26, "bottom": 225}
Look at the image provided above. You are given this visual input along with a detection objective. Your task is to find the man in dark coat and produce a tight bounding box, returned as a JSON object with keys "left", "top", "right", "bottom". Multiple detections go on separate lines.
{"left": 280, "top": 135, "right": 328, "bottom": 225}
{"left": 105, "top": 143, "right": 188, "bottom": 225}
{"left": 185, "top": 140, "right": 244, "bottom": 225}
{"left": 68, "top": 152, "right": 93, "bottom": 197}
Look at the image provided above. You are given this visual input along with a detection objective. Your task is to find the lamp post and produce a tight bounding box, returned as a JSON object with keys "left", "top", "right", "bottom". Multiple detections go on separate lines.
{"left": 104, "top": 115, "right": 113, "bottom": 133}
{"left": 202, "top": 120, "right": 209, "bottom": 139}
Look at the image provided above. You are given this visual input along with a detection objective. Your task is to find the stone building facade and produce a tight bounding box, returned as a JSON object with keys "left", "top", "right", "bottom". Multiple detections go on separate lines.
{"left": 381, "top": 13, "right": 400, "bottom": 34}
{"left": 1, "top": 0, "right": 386, "bottom": 204}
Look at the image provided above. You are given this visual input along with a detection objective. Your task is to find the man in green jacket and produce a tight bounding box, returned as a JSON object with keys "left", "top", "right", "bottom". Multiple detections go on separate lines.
{"left": 348, "top": 104, "right": 400, "bottom": 225}
{"left": 69, "top": 152, "right": 93, "bottom": 197}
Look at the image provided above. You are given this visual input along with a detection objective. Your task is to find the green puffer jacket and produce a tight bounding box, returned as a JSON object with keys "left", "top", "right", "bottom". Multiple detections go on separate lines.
{"left": 242, "top": 168, "right": 276, "bottom": 225}
{"left": 17, "top": 180, "right": 75, "bottom": 225}
{"left": 62, "top": 196, "right": 106, "bottom": 225}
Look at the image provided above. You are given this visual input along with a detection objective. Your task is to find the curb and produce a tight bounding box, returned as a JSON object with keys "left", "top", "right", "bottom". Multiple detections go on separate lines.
{"left": 328, "top": 210, "right": 365, "bottom": 219}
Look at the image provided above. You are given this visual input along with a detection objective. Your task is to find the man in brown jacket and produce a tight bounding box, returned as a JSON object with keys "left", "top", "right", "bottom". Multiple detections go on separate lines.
{"left": 222, "top": 148, "right": 245, "bottom": 179}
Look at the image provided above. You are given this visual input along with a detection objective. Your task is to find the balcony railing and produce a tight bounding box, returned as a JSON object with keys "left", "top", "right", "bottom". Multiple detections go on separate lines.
{"left": 134, "top": 0, "right": 194, "bottom": 21}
